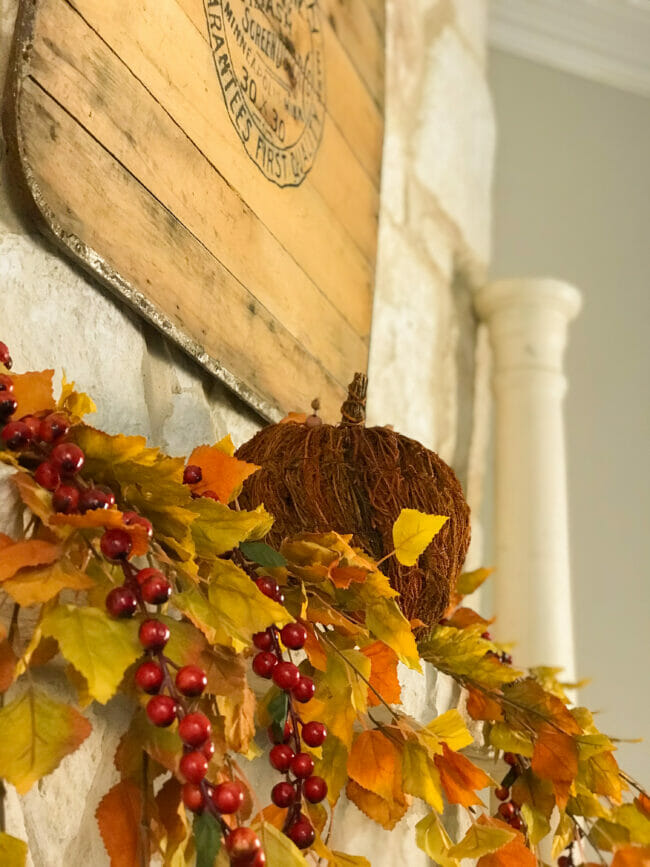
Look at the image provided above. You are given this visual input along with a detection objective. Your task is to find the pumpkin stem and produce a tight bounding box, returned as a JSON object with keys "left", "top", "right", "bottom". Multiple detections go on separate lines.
{"left": 340, "top": 372, "right": 367, "bottom": 426}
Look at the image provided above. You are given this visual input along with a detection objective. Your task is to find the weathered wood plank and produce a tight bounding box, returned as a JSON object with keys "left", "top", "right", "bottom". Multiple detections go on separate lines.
{"left": 18, "top": 79, "right": 348, "bottom": 418}
{"left": 29, "top": 0, "right": 368, "bottom": 384}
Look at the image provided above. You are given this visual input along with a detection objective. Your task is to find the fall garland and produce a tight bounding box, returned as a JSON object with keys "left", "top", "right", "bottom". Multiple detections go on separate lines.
{"left": 0, "top": 340, "right": 648, "bottom": 867}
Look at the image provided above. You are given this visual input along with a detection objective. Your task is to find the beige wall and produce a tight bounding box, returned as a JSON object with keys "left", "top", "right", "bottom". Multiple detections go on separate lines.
{"left": 488, "top": 49, "right": 650, "bottom": 786}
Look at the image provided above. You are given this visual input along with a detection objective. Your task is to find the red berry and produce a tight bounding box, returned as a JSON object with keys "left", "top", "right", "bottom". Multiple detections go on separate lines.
{"left": 0, "top": 342, "right": 12, "bottom": 369}
{"left": 252, "top": 630, "right": 273, "bottom": 651}
{"left": 50, "top": 442, "right": 84, "bottom": 474}
{"left": 558, "top": 857, "right": 571, "bottom": 867}
{"left": 503, "top": 752, "right": 518, "bottom": 766}
{"left": 100, "top": 528, "right": 133, "bottom": 560}
{"left": 97, "top": 486, "right": 116, "bottom": 508}
{"left": 34, "top": 461, "right": 61, "bottom": 491}
{"left": 135, "top": 660, "right": 164, "bottom": 693}
{"left": 52, "top": 484, "right": 80, "bottom": 514}
{"left": 495, "top": 785, "right": 509, "bottom": 801}
{"left": 226, "top": 827, "right": 261, "bottom": 861}
{"left": 183, "top": 465, "right": 202, "bottom": 485}
{"left": 135, "top": 567, "right": 165, "bottom": 586}
{"left": 269, "top": 744, "right": 294, "bottom": 772}
{"left": 248, "top": 852, "right": 266, "bottom": 867}
{"left": 0, "top": 397, "right": 17, "bottom": 419}
{"left": 272, "top": 661, "right": 300, "bottom": 691}
{"left": 79, "top": 487, "right": 112, "bottom": 512}
{"left": 255, "top": 577, "right": 279, "bottom": 599}
{"left": 179, "top": 751, "right": 208, "bottom": 784}
{"left": 202, "top": 740, "right": 215, "bottom": 760}
{"left": 304, "top": 775, "right": 327, "bottom": 804}
{"left": 509, "top": 813, "right": 523, "bottom": 831}
{"left": 20, "top": 416, "right": 41, "bottom": 438}
{"left": 498, "top": 801, "right": 516, "bottom": 820}
{"left": 146, "top": 695, "right": 177, "bottom": 727}
{"left": 0, "top": 375, "right": 13, "bottom": 394}
{"left": 252, "top": 652, "right": 277, "bottom": 679}
{"left": 105, "top": 586, "right": 138, "bottom": 618}
{"left": 39, "top": 413, "right": 69, "bottom": 443}
{"left": 202, "top": 490, "right": 219, "bottom": 501}
{"left": 502, "top": 652, "right": 513, "bottom": 665}
{"left": 141, "top": 574, "right": 171, "bottom": 605}
{"left": 267, "top": 718, "right": 293, "bottom": 745}
{"left": 280, "top": 622, "right": 307, "bottom": 650}
{"left": 1, "top": 420, "right": 32, "bottom": 450}
{"left": 481, "top": 631, "right": 492, "bottom": 640}
{"left": 175, "top": 665, "right": 207, "bottom": 697}
{"left": 138, "top": 619, "right": 170, "bottom": 651}
{"left": 179, "top": 712, "right": 211, "bottom": 747}
{"left": 271, "top": 781, "right": 295, "bottom": 808}
{"left": 290, "top": 753, "right": 314, "bottom": 779}
{"left": 292, "top": 676, "right": 315, "bottom": 704}
{"left": 212, "top": 781, "right": 244, "bottom": 814}
{"left": 301, "top": 721, "right": 327, "bottom": 747}
{"left": 182, "top": 782, "right": 205, "bottom": 813}
{"left": 288, "top": 820, "right": 314, "bottom": 850}
{"left": 123, "top": 511, "right": 153, "bottom": 539}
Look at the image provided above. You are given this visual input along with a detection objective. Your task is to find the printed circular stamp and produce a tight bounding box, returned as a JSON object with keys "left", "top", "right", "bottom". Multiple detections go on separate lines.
{"left": 204, "top": 0, "right": 326, "bottom": 187}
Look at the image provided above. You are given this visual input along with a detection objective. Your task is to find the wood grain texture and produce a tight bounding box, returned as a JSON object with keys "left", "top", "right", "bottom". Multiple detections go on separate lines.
{"left": 4, "top": 0, "right": 385, "bottom": 420}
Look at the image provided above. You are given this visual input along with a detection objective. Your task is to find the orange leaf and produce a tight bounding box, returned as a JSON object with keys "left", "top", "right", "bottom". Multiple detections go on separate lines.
{"left": 611, "top": 846, "right": 650, "bottom": 867}
{"left": 330, "top": 565, "right": 368, "bottom": 589}
{"left": 11, "top": 473, "right": 54, "bottom": 524}
{"left": 635, "top": 795, "right": 650, "bottom": 819}
{"left": 476, "top": 815, "right": 537, "bottom": 867}
{"left": 531, "top": 724, "right": 578, "bottom": 809}
{"left": 303, "top": 627, "right": 328, "bottom": 672}
{"left": 11, "top": 370, "right": 55, "bottom": 418}
{"left": 361, "top": 641, "right": 401, "bottom": 707}
{"left": 255, "top": 803, "right": 286, "bottom": 830}
{"left": 446, "top": 607, "right": 491, "bottom": 629}
{"left": 347, "top": 730, "right": 402, "bottom": 802}
{"left": 467, "top": 686, "right": 504, "bottom": 722}
{"left": 0, "top": 538, "right": 61, "bottom": 582}
{"left": 96, "top": 780, "right": 143, "bottom": 867}
{"left": 345, "top": 779, "right": 409, "bottom": 830}
{"left": 49, "top": 510, "right": 149, "bottom": 557}
{"left": 279, "top": 413, "right": 307, "bottom": 424}
{"left": 187, "top": 444, "right": 259, "bottom": 503}
{"left": 434, "top": 743, "right": 490, "bottom": 806}
{"left": 0, "top": 629, "right": 16, "bottom": 693}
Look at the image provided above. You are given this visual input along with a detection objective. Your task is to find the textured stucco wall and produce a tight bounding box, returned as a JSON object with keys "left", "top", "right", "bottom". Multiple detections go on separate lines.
{"left": 0, "top": 0, "right": 494, "bottom": 862}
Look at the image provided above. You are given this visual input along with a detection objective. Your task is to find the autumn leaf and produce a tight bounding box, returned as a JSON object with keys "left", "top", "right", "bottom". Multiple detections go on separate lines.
{"left": 419, "top": 625, "right": 522, "bottom": 688}
{"left": 392, "top": 509, "right": 448, "bottom": 566}
{"left": 402, "top": 739, "right": 444, "bottom": 812}
{"left": 115, "top": 710, "right": 181, "bottom": 778}
{"left": 365, "top": 595, "right": 421, "bottom": 672}
{"left": 0, "top": 687, "right": 91, "bottom": 793}
{"left": 189, "top": 499, "right": 273, "bottom": 558}
{"left": 348, "top": 730, "right": 402, "bottom": 802}
{"left": 503, "top": 678, "right": 581, "bottom": 735}
{"left": 330, "top": 566, "right": 368, "bottom": 589}
{"left": 187, "top": 442, "right": 259, "bottom": 502}
{"left": 419, "top": 708, "right": 474, "bottom": 754}
{"left": 314, "top": 734, "right": 349, "bottom": 806}
{"left": 0, "top": 538, "right": 61, "bottom": 581}
{"left": 434, "top": 742, "right": 491, "bottom": 806}
{"left": 11, "top": 472, "right": 54, "bottom": 524}
{"left": 446, "top": 607, "right": 491, "bottom": 629}
{"left": 40, "top": 605, "right": 141, "bottom": 703}
{"left": 302, "top": 653, "right": 367, "bottom": 747}
{"left": 361, "top": 641, "right": 401, "bottom": 706}
{"left": 611, "top": 845, "right": 650, "bottom": 867}
{"left": 259, "top": 822, "right": 308, "bottom": 867}
{"left": 96, "top": 780, "right": 143, "bottom": 867}
{"left": 0, "top": 832, "right": 28, "bottom": 866}
{"left": 217, "top": 685, "right": 257, "bottom": 755}
{"left": 531, "top": 723, "right": 578, "bottom": 809}
{"left": 10, "top": 370, "right": 55, "bottom": 417}
{"left": 613, "top": 804, "right": 650, "bottom": 846}
{"left": 154, "top": 777, "right": 188, "bottom": 865}
{"left": 511, "top": 769, "right": 555, "bottom": 837}
{"left": 488, "top": 722, "right": 534, "bottom": 757}
{"left": 551, "top": 812, "right": 574, "bottom": 859}
{"left": 0, "top": 631, "right": 17, "bottom": 693}
{"left": 457, "top": 567, "right": 494, "bottom": 597}
{"left": 415, "top": 812, "right": 460, "bottom": 866}
{"left": 2, "top": 558, "right": 93, "bottom": 606}
{"left": 56, "top": 375, "right": 96, "bottom": 421}
{"left": 345, "top": 780, "right": 409, "bottom": 831}
{"left": 581, "top": 749, "right": 622, "bottom": 802}
{"left": 447, "top": 821, "right": 515, "bottom": 859}
{"left": 467, "top": 686, "right": 504, "bottom": 722}
{"left": 474, "top": 815, "right": 536, "bottom": 867}
{"left": 303, "top": 627, "right": 328, "bottom": 671}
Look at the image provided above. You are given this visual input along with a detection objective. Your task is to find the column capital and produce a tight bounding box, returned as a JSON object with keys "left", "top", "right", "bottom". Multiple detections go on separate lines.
{"left": 475, "top": 277, "right": 582, "bottom": 323}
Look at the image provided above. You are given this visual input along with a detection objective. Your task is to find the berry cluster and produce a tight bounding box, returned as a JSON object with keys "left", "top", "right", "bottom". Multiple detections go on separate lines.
{"left": 481, "top": 631, "right": 513, "bottom": 666}
{"left": 250, "top": 613, "right": 327, "bottom": 850}
{"left": 494, "top": 753, "right": 525, "bottom": 832}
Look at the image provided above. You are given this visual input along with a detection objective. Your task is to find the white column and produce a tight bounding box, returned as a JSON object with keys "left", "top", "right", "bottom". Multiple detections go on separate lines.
{"left": 475, "top": 279, "right": 582, "bottom": 679}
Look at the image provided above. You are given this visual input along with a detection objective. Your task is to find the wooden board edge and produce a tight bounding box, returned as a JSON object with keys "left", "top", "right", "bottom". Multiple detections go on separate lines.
{"left": 1, "top": 0, "right": 291, "bottom": 423}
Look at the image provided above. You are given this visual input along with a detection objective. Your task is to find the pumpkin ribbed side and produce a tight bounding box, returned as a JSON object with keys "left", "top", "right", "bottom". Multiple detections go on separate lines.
{"left": 236, "top": 421, "right": 470, "bottom": 625}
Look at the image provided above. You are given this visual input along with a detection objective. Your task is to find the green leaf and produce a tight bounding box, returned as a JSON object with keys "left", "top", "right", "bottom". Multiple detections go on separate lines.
{"left": 447, "top": 822, "right": 515, "bottom": 859}
{"left": 267, "top": 689, "right": 289, "bottom": 743}
{"left": 260, "top": 822, "right": 308, "bottom": 867}
{"left": 365, "top": 596, "right": 421, "bottom": 672}
{"left": 415, "top": 813, "right": 459, "bottom": 866}
{"left": 0, "top": 687, "right": 91, "bottom": 793}
{"left": 40, "top": 605, "right": 141, "bottom": 703}
{"left": 240, "top": 541, "right": 287, "bottom": 568}
{"left": 193, "top": 812, "right": 221, "bottom": 867}
{"left": 0, "top": 832, "right": 28, "bottom": 866}
{"left": 392, "top": 509, "right": 448, "bottom": 566}
{"left": 190, "top": 500, "right": 273, "bottom": 558}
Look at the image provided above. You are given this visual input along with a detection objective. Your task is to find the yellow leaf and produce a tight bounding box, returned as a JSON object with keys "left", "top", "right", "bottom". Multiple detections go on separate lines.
{"left": 512, "top": 769, "right": 555, "bottom": 837}
{"left": 217, "top": 686, "right": 257, "bottom": 754}
{"left": 348, "top": 730, "right": 402, "bottom": 802}
{"left": 0, "top": 832, "right": 28, "bottom": 866}
{"left": 115, "top": 710, "right": 182, "bottom": 778}
{"left": 300, "top": 654, "right": 359, "bottom": 748}
{"left": 10, "top": 370, "right": 55, "bottom": 417}
{"left": 361, "top": 641, "right": 401, "bottom": 706}
{"left": 40, "top": 605, "right": 141, "bottom": 703}
{"left": 448, "top": 821, "right": 515, "bottom": 859}
{"left": 186, "top": 443, "right": 259, "bottom": 502}
{"left": 11, "top": 473, "right": 54, "bottom": 524}
{"left": 552, "top": 812, "right": 574, "bottom": 859}
{"left": 57, "top": 375, "right": 96, "bottom": 421}
{"left": 415, "top": 812, "right": 460, "bottom": 866}
{"left": 314, "top": 734, "right": 349, "bottom": 806}
{"left": 488, "top": 722, "right": 534, "bottom": 757}
{"left": 0, "top": 538, "right": 61, "bottom": 581}
{"left": 402, "top": 739, "right": 444, "bottom": 812}
{"left": 0, "top": 687, "right": 91, "bottom": 793}
{"left": 581, "top": 749, "right": 622, "bottom": 802}
{"left": 420, "top": 709, "right": 474, "bottom": 753}
{"left": 520, "top": 803, "right": 551, "bottom": 845}
{"left": 2, "top": 558, "right": 93, "bottom": 606}
{"left": 614, "top": 805, "right": 650, "bottom": 846}
{"left": 259, "top": 822, "right": 308, "bottom": 867}
{"left": 457, "top": 567, "right": 494, "bottom": 597}
{"left": 392, "top": 509, "right": 449, "bottom": 566}
{"left": 190, "top": 500, "right": 273, "bottom": 558}
{"left": 419, "top": 625, "right": 522, "bottom": 688}
{"left": 365, "top": 595, "right": 421, "bottom": 672}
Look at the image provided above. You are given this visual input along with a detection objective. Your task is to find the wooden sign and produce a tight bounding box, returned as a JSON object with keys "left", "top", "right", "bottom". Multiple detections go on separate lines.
{"left": 4, "top": 0, "right": 384, "bottom": 420}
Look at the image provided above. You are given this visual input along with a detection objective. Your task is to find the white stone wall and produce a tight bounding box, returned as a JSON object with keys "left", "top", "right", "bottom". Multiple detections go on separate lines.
{"left": 0, "top": 0, "right": 494, "bottom": 862}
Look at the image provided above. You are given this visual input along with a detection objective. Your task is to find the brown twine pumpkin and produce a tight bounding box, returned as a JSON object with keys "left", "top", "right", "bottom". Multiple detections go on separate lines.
{"left": 236, "top": 374, "right": 471, "bottom": 626}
